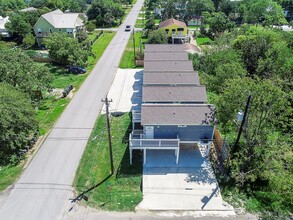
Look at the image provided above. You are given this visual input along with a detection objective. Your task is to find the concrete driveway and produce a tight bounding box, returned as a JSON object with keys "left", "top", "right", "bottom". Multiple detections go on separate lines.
{"left": 103, "top": 68, "right": 143, "bottom": 113}
{"left": 136, "top": 146, "right": 235, "bottom": 215}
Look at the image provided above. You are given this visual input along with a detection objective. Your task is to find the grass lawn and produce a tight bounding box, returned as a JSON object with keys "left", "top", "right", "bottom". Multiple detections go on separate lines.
{"left": 155, "top": 19, "right": 161, "bottom": 25}
{"left": 196, "top": 37, "right": 212, "bottom": 46}
{"left": 0, "top": 163, "right": 23, "bottom": 192}
{"left": 119, "top": 31, "right": 147, "bottom": 68}
{"left": 188, "top": 25, "right": 200, "bottom": 29}
{"left": 135, "top": 18, "right": 145, "bottom": 28}
{"left": 74, "top": 113, "right": 142, "bottom": 211}
{"left": 0, "top": 32, "right": 116, "bottom": 193}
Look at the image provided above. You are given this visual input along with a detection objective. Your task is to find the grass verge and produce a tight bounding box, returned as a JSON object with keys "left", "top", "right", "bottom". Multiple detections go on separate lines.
{"left": 119, "top": 31, "right": 147, "bottom": 68}
{"left": 0, "top": 32, "right": 115, "bottom": 193}
{"left": 0, "top": 163, "right": 23, "bottom": 192}
{"left": 74, "top": 113, "right": 142, "bottom": 211}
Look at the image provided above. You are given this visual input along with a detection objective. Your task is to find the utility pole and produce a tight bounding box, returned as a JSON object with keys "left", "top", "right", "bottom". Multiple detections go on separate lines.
{"left": 227, "top": 95, "right": 252, "bottom": 176}
{"left": 101, "top": 96, "right": 114, "bottom": 175}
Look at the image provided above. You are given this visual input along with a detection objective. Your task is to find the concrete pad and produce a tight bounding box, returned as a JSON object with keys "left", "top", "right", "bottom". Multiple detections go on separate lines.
{"left": 137, "top": 148, "right": 234, "bottom": 213}
{"left": 102, "top": 68, "right": 143, "bottom": 113}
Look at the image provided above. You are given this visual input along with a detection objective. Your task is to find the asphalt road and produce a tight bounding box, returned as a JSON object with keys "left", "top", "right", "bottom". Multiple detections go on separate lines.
{"left": 0, "top": 1, "right": 144, "bottom": 219}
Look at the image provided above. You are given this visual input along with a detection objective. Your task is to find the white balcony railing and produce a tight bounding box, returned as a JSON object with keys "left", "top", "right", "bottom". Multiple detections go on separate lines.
{"left": 129, "top": 132, "right": 179, "bottom": 149}
{"left": 132, "top": 110, "right": 141, "bottom": 122}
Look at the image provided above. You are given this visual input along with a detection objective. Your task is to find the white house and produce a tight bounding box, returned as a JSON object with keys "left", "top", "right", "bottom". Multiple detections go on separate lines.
{"left": 0, "top": 16, "right": 10, "bottom": 38}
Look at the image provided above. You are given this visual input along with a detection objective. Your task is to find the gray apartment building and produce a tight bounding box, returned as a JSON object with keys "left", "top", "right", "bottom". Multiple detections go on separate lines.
{"left": 129, "top": 44, "right": 216, "bottom": 165}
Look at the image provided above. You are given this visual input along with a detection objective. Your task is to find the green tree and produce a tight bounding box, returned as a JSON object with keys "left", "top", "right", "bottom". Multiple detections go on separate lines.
{"left": 29, "top": 0, "right": 87, "bottom": 12}
{"left": 145, "top": 14, "right": 156, "bottom": 30}
{"left": 0, "top": 83, "right": 38, "bottom": 162}
{"left": 161, "top": 0, "right": 179, "bottom": 20}
{"left": 217, "top": 77, "right": 288, "bottom": 169}
{"left": 0, "top": 0, "right": 27, "bottom": 16}
{"left": 0, "top": 48, "right": 52, "bottom": 98}
{"left": 87, "top": 0, "right": 124, "bottom": 27}
{"left": 44, "top": 33, "right": 89, "bottom": 66}
{"left": 5, "top": 14, "right": 31, "bottom": 38}
{"left": 22, "top": 33, "right": 35, "bottom": 49}
{"left": 205, "top": 12, "right": 235, "bottom": 38}
{"left": 232, "top": 26, "right": 279, "bottom": 75}
{"left": 76, "top": 30, "right": 88, "bottom": 43}
{"left": 147, "top": 29, "right": 168, "bottom": 44}
{"left": 85, "top": 21, "right": 96, "bottom": 33}
{"left": 241, "top": 0, "right": 287, "bottom": 26}
{"left": 182, "top": 0, "right": 215, "bottom": 18}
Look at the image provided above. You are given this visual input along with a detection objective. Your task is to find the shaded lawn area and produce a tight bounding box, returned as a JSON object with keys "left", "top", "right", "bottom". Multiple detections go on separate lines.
{"left": 119, "top": 31, "right": 147, "bottom": 68}
{"left": 74, "top": 113, "right": 142, "bottom": 211}
{"left": 196, "top": 37, "right": 212, "bottom": 46}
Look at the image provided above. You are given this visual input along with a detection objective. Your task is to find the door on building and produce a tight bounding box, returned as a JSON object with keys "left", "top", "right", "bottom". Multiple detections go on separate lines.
{"left": 145, "top": 126, "right": 154, "bottom": 139}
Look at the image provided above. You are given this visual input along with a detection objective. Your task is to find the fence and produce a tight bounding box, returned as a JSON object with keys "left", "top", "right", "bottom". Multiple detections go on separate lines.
{"left": 91, "top": 31, "right": 104, "bottom": 44}
{"left": 211, "top": 128, "right": 230, "bottom": 177}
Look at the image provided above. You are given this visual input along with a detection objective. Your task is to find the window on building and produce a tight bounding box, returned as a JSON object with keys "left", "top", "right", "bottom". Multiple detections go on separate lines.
{"left": 165, "top": 29, "right": 169, "bottom": 33}
{"left": 172, "top": 29, "right": 176, "bottom": 34}
{"left": 49, "top": 28, "right": 52, "bottom": 33}
{"left": 66, "top": 28, "right": 73, "bottom": 34}
{"left": 59, "top": 29, "right": 61, "bottom": 31}
{"left": 37, "top": 28, "right": 42, "bottom": 33}
{"left": 177, "top": 28, "right": 184, "bottom": 31}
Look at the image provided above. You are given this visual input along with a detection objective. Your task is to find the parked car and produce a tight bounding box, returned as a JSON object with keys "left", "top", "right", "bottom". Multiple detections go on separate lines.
{"left": 68, "top": 66, "right": 86, "bottom": 74}
{"left": 125, "top": 25, "right": 131, "bottom": 32}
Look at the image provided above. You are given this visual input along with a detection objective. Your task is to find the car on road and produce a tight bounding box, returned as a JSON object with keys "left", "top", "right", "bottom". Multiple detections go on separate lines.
{"left": 125, "top": 25, "right": 131, "bottom": 32}
{"left": 68, "top": 66, "right": 86, "bottom": 74}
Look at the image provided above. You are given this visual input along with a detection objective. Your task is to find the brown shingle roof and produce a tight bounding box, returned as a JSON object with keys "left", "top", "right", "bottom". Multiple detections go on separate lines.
{"left": 143, "top": 71, "right": 200, "bottom": 85}
{"left": 159, "top": 18, "right": 187, "bottom": 29}
{"left": 144, "top": 44, "right": 185, "bottom": 52}
{"left": 142, "top": 85, "right": 207, "bottom": 103}
{"left": 144, "top": 52, "right": 188, "bottom": 61}
{"left": 144, "top": 61, "right": 194, "bottom": 72}
{"left": 141, "top": 104, "right": 215, "bottom": 125}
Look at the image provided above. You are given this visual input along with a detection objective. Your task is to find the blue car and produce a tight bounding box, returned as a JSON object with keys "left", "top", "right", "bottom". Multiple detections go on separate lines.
{"left": 68, "top": 66, "right": 86, "bottom": 74}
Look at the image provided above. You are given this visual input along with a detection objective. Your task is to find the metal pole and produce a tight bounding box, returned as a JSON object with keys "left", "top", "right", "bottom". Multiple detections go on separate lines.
{"left": 232, "top": 95, "right": 252, "bottom": 155}
{"left": 227, "top": 95, "right": 252, "bottom": 177}
{"left": 101, "top": 96, "right": 114, "bottom": 175}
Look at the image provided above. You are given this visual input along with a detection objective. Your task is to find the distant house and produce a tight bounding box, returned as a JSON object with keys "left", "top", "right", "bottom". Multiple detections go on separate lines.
{"left": 159, "top": 18, "right": 189, "bottom": 43}
{"left": 129, "top": 44, "right": 215, "bottom": 165}
{"left": 188, "top": 16, "right": 203, "bottom": 26}
{"left": 19, "top": 7, "right": 37, "bottom": 13}
{"left": 0, "top": 16, "right": 10, "bottom": 38}
{"left": 33, "top": 9, "right": 84, "bottom": 46}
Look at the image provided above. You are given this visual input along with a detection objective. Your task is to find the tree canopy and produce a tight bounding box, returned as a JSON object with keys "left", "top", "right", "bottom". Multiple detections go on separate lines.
{"left": 0, "top": 0, "right": 27, "bottom": 16}
{"left": 0, "top": 48, "right": 52, "bottom": 98}
{"left": 87, "top": 0, "right": 124, "bottom": 27}
{"left": 147, "top": 29, "right": 168, "bottom": 44}
{"left": 240, "top": 0, "right": 287, "bottom": 26}
{"left": 44, "top": 33, "right": 90, "bottom": 67}
{"left": 190, "top": 25, "right": 293, "bottom": 216}
{"left": 0, "top": 83, "right": 38, "bottom": 163}
{"left": 29, "top": 0, "right": 87, "bottom": 12}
